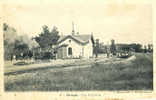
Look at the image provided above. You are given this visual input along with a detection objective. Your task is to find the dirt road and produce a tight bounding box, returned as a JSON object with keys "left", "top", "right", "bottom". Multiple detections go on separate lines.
{"left": 4, "top": 56, "right": 135, "bottom": 75}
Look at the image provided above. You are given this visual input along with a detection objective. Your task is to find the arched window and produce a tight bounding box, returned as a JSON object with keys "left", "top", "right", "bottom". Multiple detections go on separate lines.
{"left": 68, "top": 47, "right": 72, "bottom": 55}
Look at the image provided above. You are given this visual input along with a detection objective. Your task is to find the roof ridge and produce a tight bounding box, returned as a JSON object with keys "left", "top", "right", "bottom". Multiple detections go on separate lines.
{"left": 58, "top": 34, "right": 91, "bottom": 45}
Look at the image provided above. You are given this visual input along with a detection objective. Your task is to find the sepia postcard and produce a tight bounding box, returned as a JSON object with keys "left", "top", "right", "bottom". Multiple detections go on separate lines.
{"left": 0, "top": 0, "right": 156, "bottom": 100}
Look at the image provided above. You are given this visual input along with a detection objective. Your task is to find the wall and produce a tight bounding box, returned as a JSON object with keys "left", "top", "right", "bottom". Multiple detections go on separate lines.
{"left": 83, "top": 40, "right": 93, "bottom": 58}
{"left": 58, "top": 37, "right": 93, "bottom": 58}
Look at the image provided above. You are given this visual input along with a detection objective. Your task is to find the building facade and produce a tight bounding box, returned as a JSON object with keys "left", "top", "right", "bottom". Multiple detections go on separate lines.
{"left": 56, "top": 34, "right": 94, "bottom": 59}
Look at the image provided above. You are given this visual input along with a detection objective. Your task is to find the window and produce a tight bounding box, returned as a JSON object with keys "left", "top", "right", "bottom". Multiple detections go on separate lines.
{"left": 69, "top": 40, "right": 71, "bottom": 43}
{"left": 68, "top": 47, "right": 72, "bottom": 55}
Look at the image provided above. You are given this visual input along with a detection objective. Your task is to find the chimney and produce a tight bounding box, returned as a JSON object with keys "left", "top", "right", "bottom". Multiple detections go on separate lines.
{"left": 72, "top": 21, "right": 75, "bottom": 35}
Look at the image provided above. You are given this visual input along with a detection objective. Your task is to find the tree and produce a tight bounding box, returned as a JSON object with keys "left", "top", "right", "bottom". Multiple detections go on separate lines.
{"left": 3, "top": 23, "right": 18, "bottom": 60}
{"left": 136, "top": 44, "right": 142, "bottom": 52}
{"left": 93, "top": 39, "right": 100, "bottom": 58}
{"left": 3, "top": 23, "right": 37, "bottom": 60}
{"left": 14, "top": 40, "right": 29, "bottom": 53}
{"left": 34, "top": 25, "right": 60, "bottom": 52}
{"left": 147, "top": 44, "right": 153, "bottom": 53}
{"left": 110, "top": 39, "right": 116, "bottom": 55}
{"left": 144, "top": 45, "right": 147, "bottom": 53}
{"left": 3, "top": 23, "right": 8, "bottom": 31}
{"left": 13, "top": 39, "right": 29, "bottom": 60}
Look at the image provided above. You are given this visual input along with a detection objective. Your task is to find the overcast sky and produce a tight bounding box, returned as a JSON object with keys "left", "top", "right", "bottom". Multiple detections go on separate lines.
{"left": 2, "top": 0, "right": 152, "bottom": 45}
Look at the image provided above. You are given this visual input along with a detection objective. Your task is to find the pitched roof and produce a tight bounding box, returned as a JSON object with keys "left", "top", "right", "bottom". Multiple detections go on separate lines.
{"left": 57, "top": 34, "right": 92, "bottom": 45}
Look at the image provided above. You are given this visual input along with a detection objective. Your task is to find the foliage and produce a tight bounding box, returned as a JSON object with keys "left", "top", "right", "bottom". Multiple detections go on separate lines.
{"left": 3, "top": 23, "right": 35, "bottom": 60}
{"left": 34, "top": 25, "right": 60, "bottom": 51}
{"left": 110, "top": 39, "right": 116, "bottom": 55}
{"left": 3, "top": 23, "right": 18, "bottom": 60}
{"left": 34, "top": 52, "right": 54, "bottom": 60}
{"left": 93, "top": 39, "right": 100, "bottom": 57}
{"left": 147, "top": 44, "right": 153, "bottom": 52}
{"left": 14, "top": 39, "right": 29, "bottom": 56}
{"left": 3, "top": 23, "right": 9, "bottom": 31}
